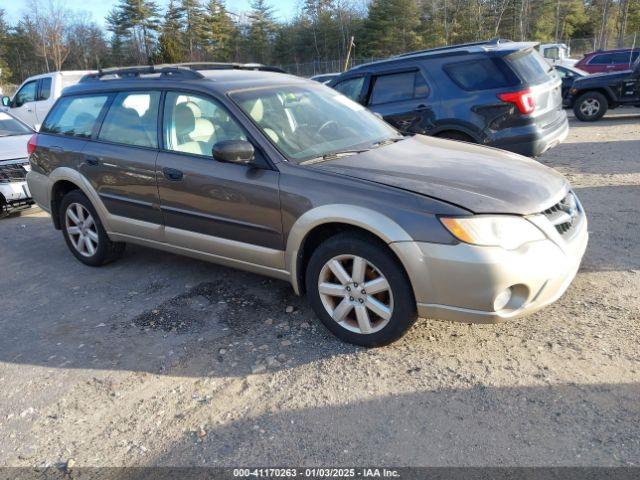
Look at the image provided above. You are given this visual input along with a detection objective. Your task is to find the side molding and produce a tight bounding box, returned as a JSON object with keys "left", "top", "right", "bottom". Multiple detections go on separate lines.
{"left": 285, "top": 204, "right": 414, "bottom": 294}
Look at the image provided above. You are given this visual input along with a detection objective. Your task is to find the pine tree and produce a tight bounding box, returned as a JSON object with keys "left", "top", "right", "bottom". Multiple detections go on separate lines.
{"left": 181, "top": 0, "right": 206, "bottom": 61}
{"left": 246, "top": 0, "right": 278, "bottom": 64}
{"left": 361, "top": 0, "right": 421, "bottom": 57}
{"left": 156, "top": 0, "right": 185, "bottom": 63}
{"left": 201, "top": 0, "right": 236, "bottom": 61}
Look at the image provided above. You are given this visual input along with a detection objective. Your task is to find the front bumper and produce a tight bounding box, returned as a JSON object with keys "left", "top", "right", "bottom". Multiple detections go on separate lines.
{"left": 391, "top": 212, "right": 588, "bottom": 324}
{"left": 0, "top": 181, "right": 34, "bottom": 213}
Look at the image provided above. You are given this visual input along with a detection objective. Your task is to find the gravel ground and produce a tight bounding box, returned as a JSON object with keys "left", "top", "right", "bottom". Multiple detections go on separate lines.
{"left": 0, "top": 110, "right": 638, "bottom": 468}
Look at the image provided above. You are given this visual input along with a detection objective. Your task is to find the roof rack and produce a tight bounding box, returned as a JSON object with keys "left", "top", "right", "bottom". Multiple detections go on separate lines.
{"left": 80, "top": 65, "right": 204, "bottom": 82}
{"left": 394, "top": 38, "right": 513, "bottom": 58}
{"left": 161, "top": 62, "right": 286, "bottom": 73}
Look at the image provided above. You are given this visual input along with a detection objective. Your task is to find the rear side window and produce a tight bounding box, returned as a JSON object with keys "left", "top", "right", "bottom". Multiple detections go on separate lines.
{"left": 507, "top": 49, "right": 552, "bottom": 83}
{"left": 369, "top": 71, "right": 429, "bottom": 105}
{"left": 445, "top": 58, "right": 518, "bottom": 90}
{"left": 333, "top": 77, "right": 365, "bottom": 101}
{"left": 39, "top": 78, "right": 52, "bottom": 100}
{"left": 588, "top": 53, "right": 613, "bottom": 65}
{"left": 98, "top": 91, "right": 160, "bottom": 148}
{"left": 41, "top": 95, "right": 109, "bottom": 138}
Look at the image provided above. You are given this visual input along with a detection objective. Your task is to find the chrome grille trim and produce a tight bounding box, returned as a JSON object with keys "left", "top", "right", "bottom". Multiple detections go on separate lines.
{"left": 542, "top": 191, "right": 582, "bottom": 237}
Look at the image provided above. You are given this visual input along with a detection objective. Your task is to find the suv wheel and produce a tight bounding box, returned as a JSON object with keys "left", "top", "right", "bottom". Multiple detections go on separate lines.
{"left": 305, "top": 233, "right": 417, "bottom": 347}
{"left": 574, "top": 91, "right": 608, "bottom": 121}
{"left": 60, "top": 190, "right": 125, "bottom": 266}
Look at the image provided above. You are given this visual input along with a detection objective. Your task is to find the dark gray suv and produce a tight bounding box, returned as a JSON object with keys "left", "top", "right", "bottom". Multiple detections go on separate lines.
{"left": 26, "top": 66, "right": 588, "bottom": 346}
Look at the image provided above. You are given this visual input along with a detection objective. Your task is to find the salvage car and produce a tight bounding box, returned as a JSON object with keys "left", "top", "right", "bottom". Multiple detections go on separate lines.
{"left": 566, "top": 55, "right": 640, "bottom": 121}
{"left": 328, "top": 39, "right": 568, "bottom": 157}
{"left": 27, "top": 65, "right": 588, "bottom": 346}
{"left": 0, "top": 112, "right": 35, "bottom": 216}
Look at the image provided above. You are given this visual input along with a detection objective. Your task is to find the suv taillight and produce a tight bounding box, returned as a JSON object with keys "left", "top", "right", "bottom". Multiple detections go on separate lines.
{"left": 27, "top": 134, "right": 38, "bottom": 155}
{"left": 498, "top": 89, "right": 536, "bottom": 114}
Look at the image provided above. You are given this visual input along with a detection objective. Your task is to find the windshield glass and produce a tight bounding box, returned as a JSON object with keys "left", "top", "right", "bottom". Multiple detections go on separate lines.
{"left": 0, "top": 112, "right": 32, "bottom": 136}
{"left": 231, "top": 85, "right": 401, "bottom": 162}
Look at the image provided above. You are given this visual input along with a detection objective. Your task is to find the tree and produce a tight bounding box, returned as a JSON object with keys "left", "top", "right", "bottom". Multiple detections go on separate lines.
{"left": 246, "top": 0, "right": 278, "bottom": 63}
{"left": 116, "top": 0, "right": 161, "bottom": 63}
{"left": 201, "top": 0, "right": 237, "bottom": 61}
{"left": 361, "top": 0, "right": 421, "bottom": 57}
{"left": 155, "top": 0, "right": 185, "bottom": 63}
{"left": 181, "top": 0, "right": 206, "bottom": 61}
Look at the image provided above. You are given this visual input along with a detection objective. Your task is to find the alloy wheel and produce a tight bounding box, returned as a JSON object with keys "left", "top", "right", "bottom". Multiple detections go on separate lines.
{"left": 65, "top": 203, "right": 99, "bottom": 257}
{"left": 317, "top": 254, "right": 394, "bottom": 334}
{"left": 580, "top": 98, "right": 600, "bottom": 117}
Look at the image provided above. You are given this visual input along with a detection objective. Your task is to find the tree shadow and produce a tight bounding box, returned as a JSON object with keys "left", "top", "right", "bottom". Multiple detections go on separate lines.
{"left": 152, "top": 382, "right": 640, "bottom": 466}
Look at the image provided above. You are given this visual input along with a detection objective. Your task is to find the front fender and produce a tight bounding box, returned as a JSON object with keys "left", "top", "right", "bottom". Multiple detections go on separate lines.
{"left": 284, "top": 204, "right": 414, "bottom": 294}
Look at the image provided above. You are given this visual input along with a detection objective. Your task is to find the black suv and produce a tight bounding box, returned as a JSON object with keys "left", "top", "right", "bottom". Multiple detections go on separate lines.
{"left": 565, "top": 56, "right": 640, "bottom": 121}
{"left": 329, "top": 40, "right": 568, "bottom": 157}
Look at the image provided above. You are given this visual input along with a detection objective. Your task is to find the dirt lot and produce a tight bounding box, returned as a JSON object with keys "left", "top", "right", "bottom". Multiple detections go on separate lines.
{"left": 0, "top": 110, "right": 639, "bottom": 468}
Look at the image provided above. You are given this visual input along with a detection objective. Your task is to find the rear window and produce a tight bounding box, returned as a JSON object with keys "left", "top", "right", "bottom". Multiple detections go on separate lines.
{"left": 369, "top": 71, "right": 429, "bottom": 105}
{"left": 507, "top": 49, "right": 552, "bottom": 83}
{"left": 588, "top": 53, "right": 614, "bottom": 65}
{"left": 444, "top": 58, "right": 518, "bottom": 90}
{"left": 41, "top": 95, "right": 109, "bottom": 138}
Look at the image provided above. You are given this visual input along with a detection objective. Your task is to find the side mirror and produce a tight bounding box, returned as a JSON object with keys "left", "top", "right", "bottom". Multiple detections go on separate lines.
{"left": 1, "top": 96, "right": 10, "bottom": 107}
{"left": 212, "top": 140, "right": 255, "bottom": 165}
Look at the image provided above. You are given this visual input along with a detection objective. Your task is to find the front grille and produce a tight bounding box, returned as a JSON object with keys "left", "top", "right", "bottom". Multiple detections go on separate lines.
{"left": 542, "top": 191, "right": 582, "bottom": 236}
{"left": 0, "top": 163, "right": 28, "bottom": 183}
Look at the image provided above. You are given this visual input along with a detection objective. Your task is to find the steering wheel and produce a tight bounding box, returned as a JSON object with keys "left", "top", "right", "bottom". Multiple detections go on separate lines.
{"left": 318, "top": 120, "right": 339, "bottom": 138}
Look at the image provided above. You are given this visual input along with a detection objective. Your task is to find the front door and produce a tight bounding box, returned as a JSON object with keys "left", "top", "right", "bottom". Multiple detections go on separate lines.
{"left": 156, "top": 91, "right": 283, "bottom": 268}
{"left": 10, "top": 79, "right": 38, "bottom": 127}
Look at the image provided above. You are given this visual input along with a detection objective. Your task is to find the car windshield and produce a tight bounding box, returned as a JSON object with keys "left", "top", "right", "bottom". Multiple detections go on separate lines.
{"left": 0, "top": 112, "right": 32, "bottom": 137}
{"left": 231, "top": 84, "right": 401, "bottom": 162}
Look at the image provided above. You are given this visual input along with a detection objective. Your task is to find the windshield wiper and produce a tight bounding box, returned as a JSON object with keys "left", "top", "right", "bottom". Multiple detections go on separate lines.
{"left": 300, "top": 149, "right": 370, "bottom": 165}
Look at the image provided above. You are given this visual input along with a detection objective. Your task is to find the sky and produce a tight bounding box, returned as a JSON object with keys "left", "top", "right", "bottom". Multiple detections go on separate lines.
{"left": 3, "top": 0, "right": 296, "bottom": 27}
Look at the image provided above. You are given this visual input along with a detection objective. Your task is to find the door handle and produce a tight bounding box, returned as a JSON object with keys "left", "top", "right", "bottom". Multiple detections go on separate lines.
{"left": 85, "top": 155, "right": 99, "bottom": 166}
{"left": 162, "top": 167, "right": 184, "bottom": 181}
{"left": 414, "top": 104, "right": 431, "bottom": 111}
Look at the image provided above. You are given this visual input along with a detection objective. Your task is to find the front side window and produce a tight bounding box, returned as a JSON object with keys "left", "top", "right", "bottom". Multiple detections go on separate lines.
{"left": 333, "top": 77, "right": 365, "bottom": 101}
{"left": 369, "top": 71, "right": 429, "bottom": 105}
{"left": 13, "top": 81, "right": 38, "bottom": 107}
{"left": 163, "top": 91, "right": 246, "bottom": 156}
{"left": 39, "top": 78, "right": 52, "bottom": 100}
{"left": 232, "top": 85, "right": 400, "bottom": 162}
{"left": 41, "top": 95, "right": 109, "bottom": 138}
{"left": 612, "top": 51, "right": 634, "bottom": 64}
{"left": 98, "top": 91, "right": 160, "bottom": 148}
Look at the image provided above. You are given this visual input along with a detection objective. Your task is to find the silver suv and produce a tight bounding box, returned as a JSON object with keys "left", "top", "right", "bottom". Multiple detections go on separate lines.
{"left": 26, "top": 66, "right": 588, "bottom": 346}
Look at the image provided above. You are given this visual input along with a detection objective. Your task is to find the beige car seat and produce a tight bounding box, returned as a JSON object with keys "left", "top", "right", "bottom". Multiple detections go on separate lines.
{"left": 172, "top": 103, "right": 207, "bottom": 155}
{"left": 184, "top": 102, "right": 215, "bottom": 144}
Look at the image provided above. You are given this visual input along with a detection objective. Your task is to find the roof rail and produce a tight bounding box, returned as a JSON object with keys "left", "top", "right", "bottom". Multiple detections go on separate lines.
{"left": 394, "top": 38, "right": 513, "bottom": 58}
{"left": 80, "top": 65, "right": 204, "bottom": 82}
{"left": 159, "top": 62, "right": 286, "bottom": 73}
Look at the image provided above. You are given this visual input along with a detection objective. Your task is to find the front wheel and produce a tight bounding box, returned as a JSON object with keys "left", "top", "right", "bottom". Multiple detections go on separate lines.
{"left": 59, "top": 189, "right": 125, "bottom": 266}
{"left": 573, "top": 91, "right": 608, "bottom": 121}
{"left": 305, "top": 233, "right": 417, "bottom": 347}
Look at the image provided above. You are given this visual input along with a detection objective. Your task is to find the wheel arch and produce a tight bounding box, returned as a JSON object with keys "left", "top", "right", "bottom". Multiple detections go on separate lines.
{"left": 575, "top": 88, "right": 615, "bottom": 106}
{"left": 285, "top": 205, "right": 414, "bottom": 295}
{"left": 48, "top": 168, "right": 111, "bottom": 231}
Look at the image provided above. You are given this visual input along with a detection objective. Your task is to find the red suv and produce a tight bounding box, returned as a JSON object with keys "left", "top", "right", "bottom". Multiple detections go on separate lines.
{"left": 575, "top": 48, "right": 640, "bottom": 73}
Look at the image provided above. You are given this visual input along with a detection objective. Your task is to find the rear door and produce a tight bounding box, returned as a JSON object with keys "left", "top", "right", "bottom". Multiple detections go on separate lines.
{"left": 364, "top": 68, "right": 435, "bottom": 134}
{"left": 155, "top": 90, "right": 283, "bottom": 265}
{"left": 81, "top": 90, "right": 163, "bottom": 235}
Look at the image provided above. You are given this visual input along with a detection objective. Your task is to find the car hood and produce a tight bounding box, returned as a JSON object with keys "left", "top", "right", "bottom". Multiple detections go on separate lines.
{"left": 0, "top": 134, "right": 31, "bottom": 162}
{"left": 574, "top": 69, "right": 633, "bottom": 85}
{"left": 312, "top": 135, "right": 569, "bottom": 215}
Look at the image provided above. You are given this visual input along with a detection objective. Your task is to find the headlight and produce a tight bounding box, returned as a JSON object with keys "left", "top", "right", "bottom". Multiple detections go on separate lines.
{"left": 440, "top": 215, "right": 545, "bottom": 250}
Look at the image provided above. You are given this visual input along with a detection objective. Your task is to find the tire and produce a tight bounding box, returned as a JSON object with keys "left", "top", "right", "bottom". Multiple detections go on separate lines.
{"left": 573, "top": 91, "right": 608, "bottom": 121}
{"left": 59, "top": 189, "right": 125, "bottom": 266}
{"left": 305, "top": 233, "right": 417, "bottom": 347}
{"left": 436, "top": 131, "right": 475, "bottom": 142}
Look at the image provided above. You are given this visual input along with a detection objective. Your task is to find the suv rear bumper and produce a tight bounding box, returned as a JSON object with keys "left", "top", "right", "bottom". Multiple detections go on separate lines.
{"left": 390, "top": 214, "right": 588, "bottom": 324}
{"left": 489, "top": 111, "right": 569, "bottom": 157}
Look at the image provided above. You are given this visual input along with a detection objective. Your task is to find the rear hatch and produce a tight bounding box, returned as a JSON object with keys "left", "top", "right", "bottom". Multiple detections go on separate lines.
{"left": 505, "top": 48, "right": 564, "bottom": 130}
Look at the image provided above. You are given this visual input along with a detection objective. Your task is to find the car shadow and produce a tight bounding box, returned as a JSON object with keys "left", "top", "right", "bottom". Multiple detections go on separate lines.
{"left": 151, "top": 382, "right": 640, "bottom": 466}
{"left": 567, "top": 110, "right": 640, "bottom": 128}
